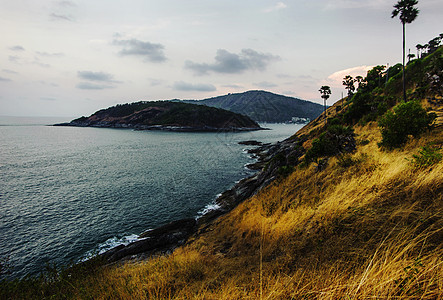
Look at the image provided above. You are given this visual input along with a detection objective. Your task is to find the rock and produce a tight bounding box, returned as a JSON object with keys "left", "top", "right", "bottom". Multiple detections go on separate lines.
{"left": 238, "top": 140, "right": 263, "bottom": 146}
{"left": 100, "top": 218, "right": 196, "bottom": 263}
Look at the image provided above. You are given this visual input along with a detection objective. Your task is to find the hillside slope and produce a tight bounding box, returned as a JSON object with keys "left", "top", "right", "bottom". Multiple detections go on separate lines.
{"left": 185, "top": 90, "right": 324, "bottom": 123}
{"left": 3, "top": 48, "right": 442, "bottom": 299}
{"left": 55, "top": 101, "right": 261, "bottom": 131}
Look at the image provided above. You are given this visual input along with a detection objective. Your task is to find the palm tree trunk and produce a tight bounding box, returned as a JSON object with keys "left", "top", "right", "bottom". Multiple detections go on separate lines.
{"left": 324, "top": 99, "right": 326, "bottom": 125}
{"left": 402, "top": 21, "right": 406, "bottom": 102}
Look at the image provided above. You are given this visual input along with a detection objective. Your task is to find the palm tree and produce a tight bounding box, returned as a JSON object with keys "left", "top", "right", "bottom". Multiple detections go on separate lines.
{"left": 416, "top": 43, "right": 423, "bottom": 58}
{"left": 355, "top": 76, "right": 364, "bottom": 90}
{"left": 392, "top": 0, "right": 419, "bottom": 102}
{"left": 319, "top": 86, "right": 331, "bottom": 125}
{"left": 342, "top": 75, "right": 356, "bottom": 98}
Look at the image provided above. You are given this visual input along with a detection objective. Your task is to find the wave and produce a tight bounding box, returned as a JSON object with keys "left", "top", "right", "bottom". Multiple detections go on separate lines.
{"left": 79, "top": 234, "right": 143, "bottom": 262}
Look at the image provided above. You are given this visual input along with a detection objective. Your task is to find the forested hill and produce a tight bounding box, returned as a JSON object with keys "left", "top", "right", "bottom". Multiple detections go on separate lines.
{"left": 55, "top": 101, "right": 261, "bottom": 131}
{"left": 184, "top": 90, "right": 324, "bottom": 123}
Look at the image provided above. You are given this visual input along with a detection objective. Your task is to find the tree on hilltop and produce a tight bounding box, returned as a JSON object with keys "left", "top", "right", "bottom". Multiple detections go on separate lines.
{"left": 343, "top": 75, "right": 356, "bottom": 99}
{"left": 319, "top": 86, "right": 331, "bottom": 125}
{"left": 416, "top": 43, "right": 424, "bottom": 58}
{"left": 391, "top": 0, "right": 419, "bottom": 102}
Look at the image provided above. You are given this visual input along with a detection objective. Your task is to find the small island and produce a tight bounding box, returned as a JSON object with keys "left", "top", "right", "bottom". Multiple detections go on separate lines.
{"left": 54, "top": 101, "right": 262, "bottom": 132}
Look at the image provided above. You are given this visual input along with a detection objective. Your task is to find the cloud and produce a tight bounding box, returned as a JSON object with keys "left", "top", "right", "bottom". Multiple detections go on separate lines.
{"left": 9, "top": 45, "right": 25, "bottom": 51}
{"left": 113, "top": 39, "right": 167, "bottom": 63}
{"left": 326, "top": 65, "right": 373, "bottom": 87}
{"left": 36, "top": 51, "right": 64, "bottom": 57}
{"left": 0, "top": 76, "right": 12, "bottom": 82}
{"left": 276, "top": 73, "right": 294, "bottom": 79}
{"left": 32, "top": 61, "right": 51, "bottom": 68}
{"left": 76, "top": 82, "right": 114, "bottom": 90}
{"left": 222, "top": 84, "right": 243, "bottom": 89}
{"left": 149, "top": 79, "right": 165, "bottom": 86}
{"left": 77, "top": 71, "right": 120, "bottom": 83}
{"left": 263, "top": 2, "right": 287, "bottom": 13}
{"left": 9, "top": 56, "right": 20, "bottom": 63}
{"left": 185, "top": 49, "right": 280, "bottom": 75}
{"left": 324, "top": 0, "right": 389, "bottom": 10}
{"left": 50, "top": 13, "right": 74, "bottom": 21}
{"left": 254, "top": 81, "right": 278, "bottom": 88}
{"left": 172, "top": 81, "right": 216, "bottom": 92}
{"left": 76, "top": 71, "right": 121, "bottom": 89}
{"left": 2, "top": 69, "right": 18, "bottom": 74}
{"left": 57, "top": 1, "right": 76, "bottom": 7}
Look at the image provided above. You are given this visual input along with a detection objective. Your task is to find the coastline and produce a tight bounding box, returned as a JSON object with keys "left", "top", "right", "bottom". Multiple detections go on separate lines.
{"left": 54, "top": 122, "right": 266, "bottom": 132}
{"left": 97, "top": 132, "right": 305, "bottom": 264}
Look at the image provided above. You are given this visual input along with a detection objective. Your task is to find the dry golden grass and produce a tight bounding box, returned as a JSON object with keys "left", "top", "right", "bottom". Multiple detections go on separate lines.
{"left": 3, "top": 102, "right": 442, "bottom": 299}
{"left": 56, "top": 121, "right": 442, "bottom": 299}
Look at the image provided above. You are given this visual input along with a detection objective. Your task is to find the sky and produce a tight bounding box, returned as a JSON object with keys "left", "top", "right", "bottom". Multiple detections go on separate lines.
{"left": 1, "top": 0, "right": 442, "bottom": 117}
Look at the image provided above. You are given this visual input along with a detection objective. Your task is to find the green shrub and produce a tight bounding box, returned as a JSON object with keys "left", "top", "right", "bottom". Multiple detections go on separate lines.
{"left": 278, "top": 165, "right": 294, "bottom": 177}
{"left": 327, "top": 117, "right": 342, "bottom": 126}
{"left": 411, "top": 145, "right": 442, "bottom": 168}
{"left": 304, "top": 125, "right": 355, "bottom": 163}
{"left": 378, "top": 101, "right": 436, "bottom": 149}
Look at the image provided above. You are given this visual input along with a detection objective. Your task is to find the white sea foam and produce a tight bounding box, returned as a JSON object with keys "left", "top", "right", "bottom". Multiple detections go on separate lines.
{"left": 196, "top": 203, "right": 221, "bottom": 219}
{"left": 80, "top": 234, "right": 143, "bottom": 262}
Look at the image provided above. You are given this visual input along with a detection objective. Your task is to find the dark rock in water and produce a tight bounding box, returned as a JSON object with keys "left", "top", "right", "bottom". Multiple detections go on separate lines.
{"left": 238, "top": 140, "right": 263, "bottom": 146}
{"left": 100, "top": 218, "right": 196, "bottom": 263}
{"left": 138, "top": 218, "right": 196, "bottom": 239}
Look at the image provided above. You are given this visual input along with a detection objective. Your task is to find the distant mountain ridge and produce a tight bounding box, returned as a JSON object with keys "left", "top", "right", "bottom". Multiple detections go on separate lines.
{"left": 54, "top": 101, "right": 261, "bottom": 132}
{"left": 184, "top": 90, "right": 323, "bottom": 123}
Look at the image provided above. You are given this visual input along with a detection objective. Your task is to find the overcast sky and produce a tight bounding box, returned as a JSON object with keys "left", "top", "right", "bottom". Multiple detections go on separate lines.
{"left": 1, "top": 0, "right": 442, "bottom": 117}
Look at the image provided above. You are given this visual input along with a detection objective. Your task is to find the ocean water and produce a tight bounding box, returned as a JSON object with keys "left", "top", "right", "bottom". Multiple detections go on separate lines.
{"left": 0, "top": 116, "right": 304, "bottom": 278}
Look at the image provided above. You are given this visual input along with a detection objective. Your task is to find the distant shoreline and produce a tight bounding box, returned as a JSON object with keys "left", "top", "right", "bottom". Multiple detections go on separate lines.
{"left": 53, "top": 122, "right": 266, "bottom": 132}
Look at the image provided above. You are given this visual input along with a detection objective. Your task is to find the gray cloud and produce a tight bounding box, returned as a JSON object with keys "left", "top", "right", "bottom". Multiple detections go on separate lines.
{"left": 76, "top": 70, "right": 121, "bottom": 90}
{"left": 36, "top": 51, "right": 64, "bottom": 57}
{"left": 149, "top": 78, "right": 165, "bottom": 86}
{"left": 9, "top": 56, "right": 20, "bottom": 63}
{"left": 185, "top": 49, "right": 280, "bottom": 75}
{"left": 76, "top": 82, "right": 114, "bottom": 90}
{"left": 276, "top": 73, "right": 294, "bottom": 79}
{"left": 0, "top": 76, "right": 12, "bottom": 82}
{"left": 50, "top": 13, "right": 74, "bottom": 21}
{"left": 2, "top": 69, "right": 18, "bottom": 74}
{"left": 57, "top": 1, "right": 76, "bottom": 7}
{"left": 254, "top": 81, "right": 278, "bottom": 88}
{"left": 32, "top": 61, "right": 51, "bottom": 68}
{"left": 77, "top": 71, "right": 119, "bottom": 83}
{"left": 9, "top": 45, "right": 25, "bottom": 51}
{"left": 113, "top": 39, "right": 167, "bottom": 63}
{"left": 172, "top": 81, "right": 216, "bottom": 92}
{"left": 222, "top": 84, "right": 243, "bottom": 89}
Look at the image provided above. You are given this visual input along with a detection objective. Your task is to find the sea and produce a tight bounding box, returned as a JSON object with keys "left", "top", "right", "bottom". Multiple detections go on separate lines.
{"left": 0, "top": 116, "right": 304, "bottom": 279}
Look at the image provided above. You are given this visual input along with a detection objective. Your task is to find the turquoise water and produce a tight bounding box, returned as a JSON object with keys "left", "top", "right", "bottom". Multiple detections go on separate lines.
{"left": 0, "top": 117, "right": 303, "bottom": 278}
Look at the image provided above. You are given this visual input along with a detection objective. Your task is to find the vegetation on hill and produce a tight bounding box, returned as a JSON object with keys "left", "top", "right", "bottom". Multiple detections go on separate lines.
{"left": 60, "top": 101, "right": 261, "bottom": 131}
{"left": 2, "top": 42, "right": 443, "bottom": 300}
{"left": 185, "top": 90, "right": 324, "bottom": 123}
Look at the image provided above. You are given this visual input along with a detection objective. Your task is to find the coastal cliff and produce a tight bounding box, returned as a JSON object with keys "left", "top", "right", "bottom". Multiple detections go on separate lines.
{"left": 55, "top": 101, "right": 262, "bottom": 132}
{"left": 3, "top": 47, "right": 443, "bottom": 299}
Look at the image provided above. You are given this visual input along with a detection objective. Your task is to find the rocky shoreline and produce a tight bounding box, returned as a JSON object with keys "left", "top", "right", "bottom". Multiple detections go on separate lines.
{"left": 54, "top": 121, "right": 264, "bottom": 132}
{"left": 98, "top": 135, "right": 306, "bottom": 264}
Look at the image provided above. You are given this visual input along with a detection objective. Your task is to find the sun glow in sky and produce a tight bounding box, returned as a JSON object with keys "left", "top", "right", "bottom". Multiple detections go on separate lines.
{"left": 1, "top": 0, "right": 442, "bottom": 117}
